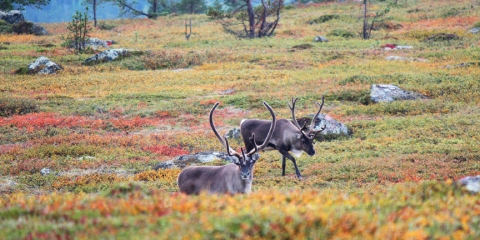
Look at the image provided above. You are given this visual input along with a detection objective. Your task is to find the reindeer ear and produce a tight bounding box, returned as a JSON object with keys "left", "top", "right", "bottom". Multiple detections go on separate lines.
{"left": 251, "top": 153, "right": 260, "bottom": 161}
{"left": 233, "top": 157, "right": 242, "bottom": 166}
{"left": 293, "top": 133, "right": 302, "bottom": 139}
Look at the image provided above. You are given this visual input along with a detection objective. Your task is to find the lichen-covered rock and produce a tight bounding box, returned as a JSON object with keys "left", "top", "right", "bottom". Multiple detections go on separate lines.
{"left": 370, "top": 84, "right": 428, "bottom": 103}
{"left": 224, "top": 128, "right": 241, "bottom": 143}
{"left": 298, "top": 114, "right": 351, "bottom": 138}
{"left": 458, "top": 176, "right": 480, "bottom": 193}
{"left": 31, "top": 24, "right": 48, "bottom": 36}
{"left": 469, "top": 27, "right": 480, "bottom": 34}
{"left": 83, "top": 49, "right": 141, "bottom": 65}
{"left": 0, "top": 10, "right": 24, "bottom": 24}
{"left": 40, "top": 168, "right": 52, "bottom": 176}
{"left": 314, "top": 36, "right": 328, "bottom": 42}
{"left": 386, "top": 55, "right": 427, "bottom": 62}
{"left": 27, "top": 56, "right": 63, "bottom": 74}
{"left": 153, "top": 151, "right": 249, "bottom": 170}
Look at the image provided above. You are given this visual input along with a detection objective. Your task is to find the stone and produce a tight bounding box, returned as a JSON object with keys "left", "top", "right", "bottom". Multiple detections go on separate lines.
{"left": 469, "top": 27, "right": 480, "bottom": 34}
{"left": 83, "top": 49, "right": 140, "bottom": 65}
{"left": 386, "top": 55, "right": 427, "bottom": 62}
{"left": 153, "top": 151, "right": 248, "bottom": 170}
{"left": 298, "top": 114, "right": 351, "bottom": 138}
{"left": 27, "top": 56, "right": 63, "bottom": 74}
{"left": 314, "top": 36, "right": 328, "bottom": 42}
{"left": 224, "top": 128, "right": 241, "bottom": 143}
{"left": 40, "top": 168, "right": 51, "bottom": 176}
{"left": 370, "top": 84, "right": 428, "bottom": 103}
{"left": 0, "top": 10, "right": 24, "bottom": 24}
{"left": 31, "top": 23, "right": 48, "bottom": 36}
{"left": 458, "top": 176, "right": 480, "bottom": 193}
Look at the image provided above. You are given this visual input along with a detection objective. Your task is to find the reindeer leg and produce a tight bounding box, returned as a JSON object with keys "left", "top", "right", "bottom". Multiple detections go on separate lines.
{"left": 279, "top": 149, "right": 302, "bottom": 179}
{"left": 281, "top": 155, "right": 286, "bottom": 176}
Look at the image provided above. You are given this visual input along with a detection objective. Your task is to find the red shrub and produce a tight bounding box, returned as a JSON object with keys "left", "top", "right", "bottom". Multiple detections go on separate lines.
{"left": 142, "top": 145, "right": 189, "bottom": 157}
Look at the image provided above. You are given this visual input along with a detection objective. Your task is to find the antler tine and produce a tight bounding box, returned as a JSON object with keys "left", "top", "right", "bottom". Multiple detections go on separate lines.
{"left": 210, "top": 102, "right": 241, "bottom": 157}
{"left": 225, "top": 136, "right": 243, "bottom": 160}
{"left": 247, "top": 101, "right": 276, "bottom": 156}
{"left": 241, "top": 148, "right": 247, "bottom": 164}
{"left": 246, "top": 133, "right": 258, "bottom": 156}
{"left": 308, "top": 95, "right": 325, "bottom": 133}
{"left": 288, "top": 97, "right": 303, "bottom": 130}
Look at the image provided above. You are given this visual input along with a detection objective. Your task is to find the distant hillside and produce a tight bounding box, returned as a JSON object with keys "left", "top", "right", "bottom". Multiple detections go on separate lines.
{"left": 21, "top": 0, "right": 147, "bottom": 23}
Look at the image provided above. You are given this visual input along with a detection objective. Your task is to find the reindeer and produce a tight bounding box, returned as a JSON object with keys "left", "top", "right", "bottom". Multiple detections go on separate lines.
{"left": 240, "top": 96, "right": 326, "bottom": 179}
{"left": 177, "top": 102, "right": 276, "bottom": 195}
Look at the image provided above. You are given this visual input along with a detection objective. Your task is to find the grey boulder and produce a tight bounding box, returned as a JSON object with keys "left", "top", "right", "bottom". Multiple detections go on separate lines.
{"left": 28, "top": 56, "right": 63, "bottom": 74}
{"left": 83, "top": 49, "right": 140, "bottom": 65}
{"left": 153, "top": 151, "right": 248, "bottom": 170}
{"left": 370, "top": 84, "right": 428, "bottom": 103}
{"left": 458, "top": 176, "right": 480, "bottom": 193}
{"left": 0, "top": 10, "right": 24, "bottom": 24}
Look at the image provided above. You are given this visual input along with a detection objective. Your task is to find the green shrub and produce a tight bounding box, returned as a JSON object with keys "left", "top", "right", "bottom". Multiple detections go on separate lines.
{"left": 11, "top": 21, "right": 34, "bottom": 34}
{"left": 292, "top": 43, "right": 314, "bottom": 50}
{"left": 328, "top": 29, "right": 355, "bottom": 38}
{"left": 97, "top": 21, "right": 116, "bottom": 30}
{"left": 0, "top": 97, "right": 38, "bottom": 117}
{"left": 0, "top": 20, "right": 12, "bottom": 34}
{"left": 310, "top": 14, "right": 339, "bottom": 24}
{"left": 326, "top": 90, "right": 371, "bottom": 105}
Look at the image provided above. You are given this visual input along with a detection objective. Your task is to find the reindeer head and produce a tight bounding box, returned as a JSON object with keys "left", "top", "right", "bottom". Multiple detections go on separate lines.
{"left": 210, "top": 102, "right": 276, "bottom": 180}
{"left": 288, "top": 96, "right": 326, "bottom": 156}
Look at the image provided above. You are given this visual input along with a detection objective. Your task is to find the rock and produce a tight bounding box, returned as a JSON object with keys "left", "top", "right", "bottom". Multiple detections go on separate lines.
{"left": 27, "top": 56, "right": 63, "bottom": 74}
{"left": 458, "top": 176, "right": 480, "bottom": 193}
{"left": 224, "top": 128, "right": 241, "bottom": 143}
{"left": 30, "top": 23, "right": 48, "bottom": 35}
{"left": 370, "top": 84, "right": 428, "bottom": 103}
{"left": 298, "top": 114, "right": 351, "bottom": 139}
{"left": 444, "top": 62, "right": 480, "bottom": 69}
{"left": 83, "top": 49, "right": 141, "bottom": 65}
{"left": 386, "top": 55, "right": 427, "bottom": 62}
{"left": 0, "top": 10, "right": 24, "bottom": 24}
{"left": 89, "top": 38, "right": 108, "bottom": 48}
{"left": 383, "top": 44, "right": 413, "bottom": 50}
{"left": 40, "top": 168, "right": 51, "bottom": 176}
{"left": 10, "top": 21, "right": 48, "bottom": 35}
{"left": 153, "top": 151, "right": 249, "bottom": 170}
{"left": 314, "top": 36, "right": 328, "bottom": 42}
{"left": 220, "top": 89, "right": 235, "bottom": 95}
{"left": 469, "top": 27, "right": 480, "bottom": 34}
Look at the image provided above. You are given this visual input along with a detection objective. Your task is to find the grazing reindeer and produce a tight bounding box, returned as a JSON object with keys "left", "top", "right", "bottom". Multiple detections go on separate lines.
{"left": 177, "top": 102, "right": 276, "bottom": 195}
{"left": 240, "top": 96, "right": 326, "bottom": 179}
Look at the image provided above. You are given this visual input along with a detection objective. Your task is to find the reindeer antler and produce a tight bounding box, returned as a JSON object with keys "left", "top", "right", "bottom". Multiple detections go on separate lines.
{"left": 245, "top": 101, "right": 276, "bottom": 156}
{"left": 288, "top": 97, "right": 306, "bottom": 131}
{"left": 210, "top": 102, "right": 276, "bottom": 159}
{"left": 306, "top": 95, "right": 326, "bottom": 139}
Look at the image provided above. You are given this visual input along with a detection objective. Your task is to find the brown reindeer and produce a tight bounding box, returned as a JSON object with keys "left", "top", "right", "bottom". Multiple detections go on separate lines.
{"left": 240, "top": 96, "right": 326, "bottom": 179}
{"left": 177, "top": 102, "right": 276, "bottom": 195}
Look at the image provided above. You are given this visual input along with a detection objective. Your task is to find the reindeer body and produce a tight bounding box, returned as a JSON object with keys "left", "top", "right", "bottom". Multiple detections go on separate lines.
{"left": 177, "top": 101, "right": 276, "bottom": 195}
{"left": 240, "top": 97, "right": 326, "bottom": 179}
{"left": 177, "top": 163, "right": 253, "bottom": 195}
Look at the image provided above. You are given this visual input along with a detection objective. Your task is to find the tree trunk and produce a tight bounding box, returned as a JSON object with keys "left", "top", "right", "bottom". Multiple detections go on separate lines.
{"left": 246, "top": 0, "right": 255, "bottom": 38}
{"left": 363, "top": 0, "right": 368, "bottom": 39}
{"left": 153, "top": 0, "right": 157, "bottom": 14}
{"left": 93, "top": 0, "right": 97, "bottom": 27}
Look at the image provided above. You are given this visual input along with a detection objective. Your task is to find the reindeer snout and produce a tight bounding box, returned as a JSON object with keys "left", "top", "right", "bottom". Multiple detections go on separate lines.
{"left": 241, "top": 172, "right": 250, "bottom": 179}
{"left": 308, "top": 149, "right": 316, "bottom": 156}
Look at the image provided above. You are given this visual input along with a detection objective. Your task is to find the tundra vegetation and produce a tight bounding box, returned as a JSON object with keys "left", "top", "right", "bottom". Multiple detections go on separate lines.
{"left": 1, "top": 0, "right": 480, "bottom": 238}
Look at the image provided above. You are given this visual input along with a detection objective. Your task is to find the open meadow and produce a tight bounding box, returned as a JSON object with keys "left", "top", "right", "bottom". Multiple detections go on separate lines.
{"left": 1, "top": 0, "right": 480, "bottom": 238}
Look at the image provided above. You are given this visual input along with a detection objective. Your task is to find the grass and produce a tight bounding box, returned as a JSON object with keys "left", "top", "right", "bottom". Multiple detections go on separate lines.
{"left": 0, "top": 0, "right": 479, "bottom": 238}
